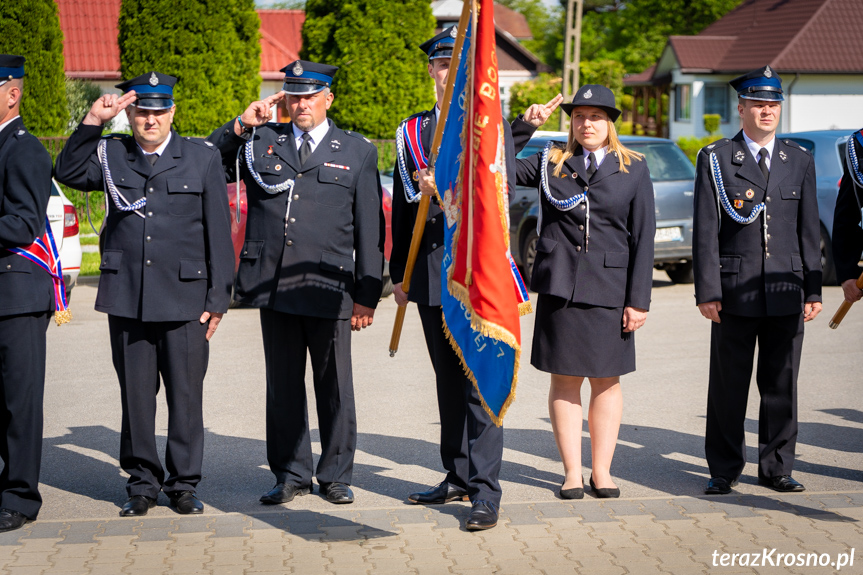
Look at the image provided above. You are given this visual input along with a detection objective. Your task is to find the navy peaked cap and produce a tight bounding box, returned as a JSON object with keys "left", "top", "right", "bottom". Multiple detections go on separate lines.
{"left": 116, "top": 72, "right": 178, "bottom": 110}
{"left": 560, "top": 85, "right": 621, "bottom": 122}
{"left": 0, "top": 54, "right": 25, "bottom": 87}
{"left": 419, "top": 27, "right": 457, "bottom": 60}
{"left": 281, "top": 60, "right": 338, "bottom": 95}
{"left": 730, "top": 66, "right": 784, "bottom": 101}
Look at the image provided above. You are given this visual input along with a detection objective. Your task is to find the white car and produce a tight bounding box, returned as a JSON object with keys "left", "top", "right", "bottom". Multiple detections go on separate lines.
{"left": 46, "top": 180, "right": 82, "bottom": 301}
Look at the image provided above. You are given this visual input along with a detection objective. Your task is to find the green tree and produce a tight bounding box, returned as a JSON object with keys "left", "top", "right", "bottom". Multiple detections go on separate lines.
{"left": 119, "top": 0, "right": 261, "bottom": 135}
{"left": 497, "top": 0, "right": 565, "bottom": 72}
{"left": 0, "top": 0, "right": 67, "bottom": 135}
{"left": 301, "top": 0, "right": 436, "bottom": 139}
{"left": 507, "top": 73, "right": 563, "bottom": 127}
{"left": 580, "top": 0, "right": 743, "bottom": 73}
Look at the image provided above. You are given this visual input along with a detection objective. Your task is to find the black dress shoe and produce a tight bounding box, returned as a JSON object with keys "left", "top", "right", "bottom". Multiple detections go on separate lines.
{"left": 705, "top": 477, "right": 739, "bottom": 495}
{"left": 759, "top": 475, "right": 805, "bottom": 493}
{"left": 259, "top": 483, "right": 310, "bottom": 505}
{"left": 0, "top": 509, "right": 29, "bottom": 533}
{"left": 119, "top": 495, "right": 156, "bottom": 517}
{"left": 466, "top": 500, "right": 498, "bottom": 531}
{"left": 168, "top": 491, "right": 204, "bottom": 515}
{"left": 589, "top": 474, "right": 620, "bottom": 498}
{"left": 321, "top": 482, "right": 354, "bottom": 504}
{"left": 559, "top": 476, "right": 584, "bottom": 500}
{"left": 408, "top": 481, "right": 469, "bottom": 504}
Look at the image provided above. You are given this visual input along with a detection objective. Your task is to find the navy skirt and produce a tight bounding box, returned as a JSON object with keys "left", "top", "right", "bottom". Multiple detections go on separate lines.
{"left": 530, "top": 294, "right": 635, "bottom": 378}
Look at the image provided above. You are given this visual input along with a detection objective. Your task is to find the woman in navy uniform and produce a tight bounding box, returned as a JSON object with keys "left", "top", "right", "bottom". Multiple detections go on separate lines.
{"left": 54, "top": 72, "right": 235, "bottom": 517}
{"left": 693, "top": 66, "right": 821, "bottom": 496}
{"left": 0, "top": 55, "right": 55, "bottom": 532}
{"left": 832, "top": 128, "right": 863, "bottom": 305}
{"left": 512, "top": 86, "right": 655, "bottom": 499}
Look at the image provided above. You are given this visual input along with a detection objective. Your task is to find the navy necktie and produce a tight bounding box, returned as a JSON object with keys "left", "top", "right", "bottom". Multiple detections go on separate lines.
{"left": 586, "top": 152, "right": 597, "bottom": 181}
{"left": 758, "top": 147, "right": 769, "bottom": 183}
{"left": 299, "top": 132, "right": 312, "bottom": 166}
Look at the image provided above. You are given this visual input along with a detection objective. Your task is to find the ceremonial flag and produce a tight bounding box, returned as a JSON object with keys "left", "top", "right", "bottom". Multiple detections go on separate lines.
{"left": 435, "top": 0, "right": 531, "bottom": 426}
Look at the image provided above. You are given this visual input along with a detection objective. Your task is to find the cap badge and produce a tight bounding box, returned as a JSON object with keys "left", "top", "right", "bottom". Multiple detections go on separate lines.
{"left": 149, "top": 72, "right": 159, "bottom": 87}
{"left": 735, "top": 150, "right": 746, "bottom": 162}
{"left": 450, "top": 26, "right": 458, "bottom": 38}
{"left": 583, "top": 89, "right": 593, "bottom": 99}
{"left": 293, "top": 62, "right": 304, "bottom": 76}
{"left": 707, "top": 144, "right": 715, "bottom": 149}
{"left": 734, "top": 199, "right": 744, "bottom": 209}
{"left": 745, "top": 189, "right": 755, "bottom": 199}
{"left": 779, "top": 150, "right": 787, "bottom": 161}
{"left": 764, "top": 66, "right": 772, "bottom": 78}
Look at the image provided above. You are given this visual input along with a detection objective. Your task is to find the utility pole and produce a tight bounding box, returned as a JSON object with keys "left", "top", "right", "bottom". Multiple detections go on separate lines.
{"left": 560, "top": 0, "right": 584, "bottom": 131}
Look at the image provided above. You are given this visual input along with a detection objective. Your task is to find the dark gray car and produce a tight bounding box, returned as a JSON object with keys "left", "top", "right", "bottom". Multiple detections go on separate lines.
{"left": 776, "top": 130, "right": 852, "bottom": 285}
{"left": 510, "top": 132, "right": 697, "bottom": 286}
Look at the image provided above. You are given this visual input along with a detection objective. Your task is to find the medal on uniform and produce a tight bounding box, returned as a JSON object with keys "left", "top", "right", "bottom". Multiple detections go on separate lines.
{"left": 745, "top": 189, "right": 754, "bottom": 199}
{"left": 267, "top": 145, "right": 273, "bottom": 155}
{"left": 412, "top": 170, "right": 419, "bottom": 181}
{"left": 734, "top": 199, "right": 744, "bottom": 209}
{"left": 275, "top": 164, "right": 282, "bottom": 171}
{"left": 560, "top": 173, "right": 568, "bottom": 178}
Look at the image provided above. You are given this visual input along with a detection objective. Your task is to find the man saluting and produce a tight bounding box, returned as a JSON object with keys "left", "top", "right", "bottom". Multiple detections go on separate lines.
{"left": 55, "top": 72, "right": 234, "bottom": 516}
{"left": 208, "top": 60, "right": 383, "bottom": 506}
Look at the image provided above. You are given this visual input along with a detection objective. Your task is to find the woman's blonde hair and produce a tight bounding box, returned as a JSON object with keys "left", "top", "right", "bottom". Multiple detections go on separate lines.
{"left": 548, "top": 116, "right": 644, "bottom": 176}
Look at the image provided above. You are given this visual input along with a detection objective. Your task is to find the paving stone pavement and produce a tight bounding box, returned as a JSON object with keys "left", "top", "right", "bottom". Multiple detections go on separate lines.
{"left": 1, "top": 492, "right": 861, "bottom": 574}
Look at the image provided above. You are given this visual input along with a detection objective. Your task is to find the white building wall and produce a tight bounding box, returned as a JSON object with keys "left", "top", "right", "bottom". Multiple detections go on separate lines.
{"left": 785, "top": 75, "right": 863, "bottom": 132}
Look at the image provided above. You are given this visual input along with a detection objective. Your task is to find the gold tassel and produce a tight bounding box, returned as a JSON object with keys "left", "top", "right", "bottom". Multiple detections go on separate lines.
{"left": 54, "top": 309, "right": 72, "bottom": 326}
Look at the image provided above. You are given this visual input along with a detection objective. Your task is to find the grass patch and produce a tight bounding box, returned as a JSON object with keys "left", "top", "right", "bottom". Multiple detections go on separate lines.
{"left": 79, "top": 235, "right": 99, "bottom": 246}
{"left": 80, "top": 251, "right": 101, "bottom": 276}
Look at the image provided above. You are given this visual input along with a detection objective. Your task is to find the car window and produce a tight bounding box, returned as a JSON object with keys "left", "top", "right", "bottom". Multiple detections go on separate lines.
{"left": 50, "top": 182, "right": 61, "bottom": 197}
{"left": 838, "top": 142, "right": 847, "bottom": 163}
{"left": 627, "top": 143, "right": 695, "bottom": 182}
{"left": 516, "top": 144, "right": 558, "bottom": 159}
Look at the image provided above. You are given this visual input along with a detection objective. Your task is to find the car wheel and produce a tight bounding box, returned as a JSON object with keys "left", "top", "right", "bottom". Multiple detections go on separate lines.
{"left": 521, "top": 228, "right": 538, "bottom": 291}
{"left": 820, "top": 225, "right": 837, "bottom": 285}
{"left": 666, "top": 261, "right": 694, "bottom": 284}
{"left": 381, "top": 275, "right": 394, "bottom": 298}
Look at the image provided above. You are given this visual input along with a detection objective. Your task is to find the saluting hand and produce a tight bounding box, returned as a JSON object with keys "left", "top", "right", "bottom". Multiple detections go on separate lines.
{"left": 235, "top": 92, "right": 287, "bottom": 135}
{"left": 83, "top": 91, "right": 137, "bottom": 126}
{"left": 200, "top": 311, "right": 224, "bottom": 341}
{"left": 622, "top": 307, "right": 648, "bottom": 333}
{"left": 523, "top": 94, "right": 564, "bottom": 128}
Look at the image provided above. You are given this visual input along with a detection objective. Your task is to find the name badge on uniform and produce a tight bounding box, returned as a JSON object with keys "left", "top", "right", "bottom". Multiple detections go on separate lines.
{"left": 324, "top": 162, "right": 350, "bottom": 171}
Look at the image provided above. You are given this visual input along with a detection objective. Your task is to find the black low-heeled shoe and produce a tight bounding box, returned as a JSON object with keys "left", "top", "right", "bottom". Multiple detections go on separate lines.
{"left": 589, "top": 474, "right": 620, "bottom": 499}
{"left": 559, "top": 476, "right": 584, "bottom": 500}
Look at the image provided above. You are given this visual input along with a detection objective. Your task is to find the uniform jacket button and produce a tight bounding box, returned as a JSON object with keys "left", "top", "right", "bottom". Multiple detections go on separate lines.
{"left": 575, "top": 246, "right": 582, "bottom": 252}
{"left": 5, "top": 264, "right": 10, "bottom": 270}
{"left": 339, "top": 266, "right": 344, "bottom": 271}
{"left": 430, "top": 217, "right": 436, "bottom": 224}
{"left": 148, "top": 187, "right": 154, "bottom": 192}
{"left": 148, "top": 211, "right": 153, "bottom": 217}
{"left": 293, "top": 194, "right": 299, "bottom": 200}
{"left": 297, "top": 173, "right": 303, "bottom": 178}
{"left": 432, "top": 243, "right": 438, "bottom": 249}
{"left": 146, "top": 260, "right": 152, "bottom": 266}
{"left": 766, "top": 196, "right": 771, "bottom": 202}
{"left": 286, "top": 240, "right": 293, "bottom": 246}
{"left": 146, "top": 236, "right": 151, "bottom": 242}
{"left": 766, "top": 215, "right": 771, "bottom": 220}
{"left": 578, "top": 224, "right": 584, "bottom": 231}
{"left": 289, "top": 218, "right": 295, "bottom": 223}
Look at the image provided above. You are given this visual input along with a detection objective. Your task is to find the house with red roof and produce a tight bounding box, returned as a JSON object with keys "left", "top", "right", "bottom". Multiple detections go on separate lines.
{"left": 57, "top": 0, "right": 546, "bottom": 123}
{"left": 625, "top": 0, "right": 863, "bottom": 139}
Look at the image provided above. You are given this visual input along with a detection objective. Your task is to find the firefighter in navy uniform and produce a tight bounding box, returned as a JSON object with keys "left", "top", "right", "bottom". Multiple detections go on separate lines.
{"left": 832, "top": 129, "right": 863, "bottom": 305}
{"left": 54, "top": 72, "right": 235, "bottom": 517}
{"left": 0, "top": 55, "right": 55, "bottom": 533}
{"left": 692, "top": 66, "right": 822, "bottom": 496}
{"left": 208, "top": 61, "right": 383, "bottom": 506}
{"left": 390, "top": 28, "right": 518, "bottom": 531}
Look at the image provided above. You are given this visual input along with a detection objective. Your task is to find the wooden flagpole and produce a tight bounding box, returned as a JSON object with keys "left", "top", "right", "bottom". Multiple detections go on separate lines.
{"left": 828, "top": 270, "right": 863, "bottom": 328}
{"left": 389, "top": 0, "right": 473, "bottom": 357}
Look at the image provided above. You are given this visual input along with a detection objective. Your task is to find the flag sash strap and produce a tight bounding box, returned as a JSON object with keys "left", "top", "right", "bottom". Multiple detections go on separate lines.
{"left": 395, "top": 116, "right": 428, "bottom": 203}
{"left": 8, "top": 215, "right": 71, "bottom": 324}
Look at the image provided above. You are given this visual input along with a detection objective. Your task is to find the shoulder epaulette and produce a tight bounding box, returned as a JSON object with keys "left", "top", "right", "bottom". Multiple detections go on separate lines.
{"left": 702, "top": 138, "right": 730, "bottom": 153}
{"left": 102, "top": 133, "right": 131, "bottom": 140}
{"left": 783, "top": 139, "right": 811, "bottom": 154}
{"left": 12, "top": 127, "right": 29, "bottom": 139}
{"left": 343, "top": 130, "right": 373, "bottom": 145}
{"left": 183, "top": 136, "right": 216, "bottom": 148}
